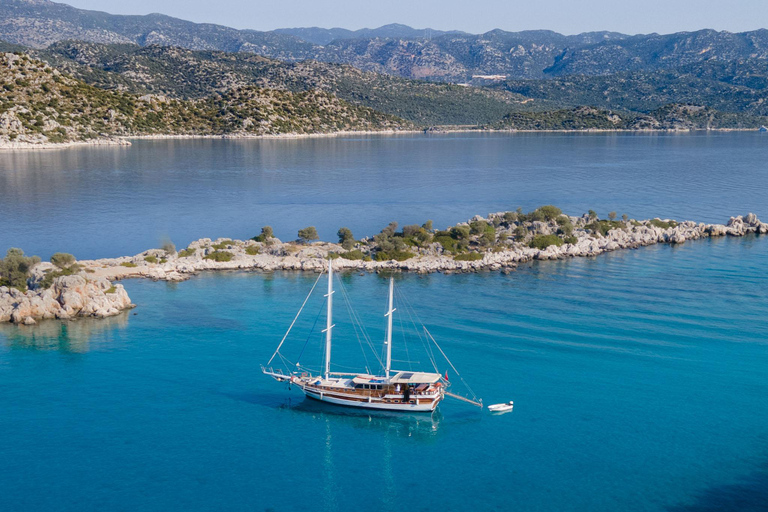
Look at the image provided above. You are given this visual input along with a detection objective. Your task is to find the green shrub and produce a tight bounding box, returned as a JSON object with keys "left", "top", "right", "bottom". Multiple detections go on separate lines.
{"left": 339, "top": 249, "right": 366, "bottom": 260}
{"left": 375, "top": 250, "right": 415, "bottom": 261}
{"left": 453, "top": 252, "right": 484, "bottom": 261}
{"left": 564, "top": 235, "right": 578, "bottom": 245}
{"left": 245, "top": 246, "right": 259, "bottom": 255}
{"left": 144, "top": 255, "right": 158, "bottom": 264}
{"left": 105, "top": 286, "right": 117, "bottom": 294}
{"left": 120, "top": 262, "right": 137, "bottom": 267}
{"left": 204, "top": 250, "right": 234, "bottom": 262}
{"left": 252, "top": 226, "right": 273, "bottom": 242}
{"left": 212, "top": 240, "right": 233, "bottom": 250}
{"left": 39, "top": 263, "right": 81, "bottom": 289}
{"left": 530, "top": 234, "right": 564, "bottom": 250}
{"left": 434, "top": 235, "right": 465, "bottom": 254}
{"left": 536, "top": 205, "right": 562, "bottom": 221}
{"left": 50, "top": 252, "right": 75, "bottom": 269}
{"left": 586, "top": 220, "right": 625, "bottom": 236}
{"left": 648, "top": 219, "right": 678, "bottom": 229}
{"left": 178, "top": 248, "right": 196, "bottom": 258}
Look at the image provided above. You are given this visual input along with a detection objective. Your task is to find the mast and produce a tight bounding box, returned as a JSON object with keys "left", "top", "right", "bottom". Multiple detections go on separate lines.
{"left": 385, "top": 277, "right": 395, "bottom": 379}
{"left": 323, "top": 259, "right": 334, "bottom": 380}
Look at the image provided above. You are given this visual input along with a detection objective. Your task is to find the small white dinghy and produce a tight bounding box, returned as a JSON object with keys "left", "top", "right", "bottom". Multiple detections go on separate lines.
{"left": 488, "top": 401, "right": 514, "bottom": 413}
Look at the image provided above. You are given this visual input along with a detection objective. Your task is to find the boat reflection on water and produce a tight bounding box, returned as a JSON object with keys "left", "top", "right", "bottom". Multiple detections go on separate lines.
{"left": 278, "top": 396, "right": 444, "bottom": 441}
{"left": 0, "top": 312, "right": 130, "bottom": 353}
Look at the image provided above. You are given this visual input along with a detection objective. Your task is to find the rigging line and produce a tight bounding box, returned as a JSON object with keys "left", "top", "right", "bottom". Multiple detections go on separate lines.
{"left": 424, "top": 326, "right": 480, "bottom": 401}
{"left": 336, "top": 274, "right": 375, "bottom": 373}
{"left": 267, "top": 270, "right": 324, "bottom": 366}
{"left": 335, "top": 274, "right": 383, "bottom": 368}
{"left": 296, "top": 295, "right": 327, "bottom": 367}
{"left": 396, "top": 286, "right": 439, "bottom": 373}
{"left": 395, "top": 293, "right": 412, "bottom": 371}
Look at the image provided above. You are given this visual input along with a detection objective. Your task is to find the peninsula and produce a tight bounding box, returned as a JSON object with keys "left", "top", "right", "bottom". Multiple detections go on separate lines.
{"left": 2, "top": 208, "right": 765, "bottom": 325}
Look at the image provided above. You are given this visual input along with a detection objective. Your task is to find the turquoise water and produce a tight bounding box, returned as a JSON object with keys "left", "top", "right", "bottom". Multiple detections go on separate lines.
{"left": 2, "top": 237, "right": 768, "bottom": 511}
{"left": 2, "top": 133, "right": 768, "bottom": 511}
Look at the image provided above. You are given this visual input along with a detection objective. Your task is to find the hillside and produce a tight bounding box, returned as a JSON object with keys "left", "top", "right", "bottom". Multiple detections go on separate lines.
{"left": 29, "top": 41, "right": 548, "bottom": 125}
{"left": 494, "top": 105, "right": 768, "bottom": 131}
{"left": 495, "top": 59, "right": 768, "bottom": 116}
{"left": 3, "top": 1, "right": 768, "bottom": 83}
{"left": 0, "top": 52, "right": 411, "bottom": 146}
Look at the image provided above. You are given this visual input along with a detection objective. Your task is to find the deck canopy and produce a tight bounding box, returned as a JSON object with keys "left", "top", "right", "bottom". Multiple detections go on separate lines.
{"left": 390, "top": 372, "right": 442, "bottom": 384}
{"left": 352, "top": 375, "right": 388, "bottom": 385}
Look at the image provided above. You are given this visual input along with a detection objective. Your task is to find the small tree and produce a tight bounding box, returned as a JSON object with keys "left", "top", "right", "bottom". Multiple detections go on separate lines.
{"left": 252, "top": 226, "right": 274, "bottom": 243}
{"left": 622, "top": 214, "right": 629, "bottom": 222}
{"left": 50, "top": 252, "right": 75, "bottom": 269}
{"left": 298, "top": 226, "right": 319, "bottom": 244}
{"left": 469, "top": 220, "right": 488, "bottom": 236}
{"left": 337, "top": 227, "right": 354, "bottom": 250}
{"left": 504, "top": 211, "right": 518, "bottom": 224}
{"left": 608, "top": 211, "right": 617, "bottom": 221}
{"left": 381, "top": 221, "right": 398, "bottom": 237}
{"left": 422, "top": 220, "right": 433, "bottom": 232}
{"left": 402, "top": 224, "right": 421, "bottom": 237}
{"left": 161, "top": 240, "right": 176, "bottom": 255}
{"left": 450, "top": 225, "right": 471, "bottom": 240}
{"left": 0, "top": 248, "right": 40, "bottom": 291}
{"left": 537, "top": 205, "right": 563, "bottom": 221}
{"left": 588, "top": 210, "right": 598, "bottom": 220}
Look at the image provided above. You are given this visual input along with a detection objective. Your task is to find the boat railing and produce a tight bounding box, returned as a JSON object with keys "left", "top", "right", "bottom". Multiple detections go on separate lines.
{"left": 261, "top": 366, "right": 292, "bottom": 382}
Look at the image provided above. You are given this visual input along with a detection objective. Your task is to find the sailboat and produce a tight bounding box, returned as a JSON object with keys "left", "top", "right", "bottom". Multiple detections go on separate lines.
{"left": 262, "top": 260, "right": 482, "bottom": 412}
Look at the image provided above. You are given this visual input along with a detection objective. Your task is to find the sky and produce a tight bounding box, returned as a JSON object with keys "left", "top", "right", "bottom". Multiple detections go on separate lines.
{"left": 63, "top": 0, "right": 768, "bottom": 35}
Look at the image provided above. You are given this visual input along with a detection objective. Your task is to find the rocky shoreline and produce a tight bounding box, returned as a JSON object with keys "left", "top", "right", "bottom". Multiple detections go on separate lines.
{"left": 1, "top": 212, "right": 765, "bottom": 325}
{"left": 0, "top": 275, "right": 132, "bottom": 325}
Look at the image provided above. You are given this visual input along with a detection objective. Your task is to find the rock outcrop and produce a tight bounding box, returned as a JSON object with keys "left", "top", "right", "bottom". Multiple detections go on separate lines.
{"left": 0, "top": 275, "right": 133, "bottom": 325}
{"left": 79, "top": 213, "right": 767, "bottom": 280}
{"left": 3, "top": 212, "right": 764, "bottom": 325}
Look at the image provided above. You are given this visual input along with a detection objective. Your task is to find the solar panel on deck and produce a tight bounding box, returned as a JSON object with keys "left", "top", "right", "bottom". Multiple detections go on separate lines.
{"left": 400, "top": 372, "right": 414, "bottom": 379}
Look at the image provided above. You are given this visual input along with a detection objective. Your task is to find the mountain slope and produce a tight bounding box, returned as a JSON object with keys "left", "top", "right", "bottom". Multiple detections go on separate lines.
{"left": 0, "top": 52, "right": 411, "bottom": 146}
{"left": 496, "top": 58, "right": 768, "bottom": 115}
{"left": 0, "top": 0, "right": 319, "bottom": 59}
{"left": 30, "top": 41, "right": 549, "bottom": 125}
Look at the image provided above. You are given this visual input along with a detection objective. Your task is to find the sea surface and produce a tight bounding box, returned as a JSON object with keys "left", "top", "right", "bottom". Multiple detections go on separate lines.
{"left": 1, "top": 132, "right": 768, "bottom": 511}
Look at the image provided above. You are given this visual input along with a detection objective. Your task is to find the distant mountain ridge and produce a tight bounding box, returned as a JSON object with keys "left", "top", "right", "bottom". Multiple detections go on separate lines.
{"left": 2, "top": 0, "right": 768, "bottom": 82}
{"left": 274, "top": 24, "right": 467, "bottom": 46}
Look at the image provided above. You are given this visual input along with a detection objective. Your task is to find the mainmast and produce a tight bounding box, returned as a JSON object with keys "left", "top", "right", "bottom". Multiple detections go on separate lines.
{"left": 323, "top": 259, "right": 335, "bottom": 380}
{"left": 385, "top": 277, "right": 395, "bottom": 380}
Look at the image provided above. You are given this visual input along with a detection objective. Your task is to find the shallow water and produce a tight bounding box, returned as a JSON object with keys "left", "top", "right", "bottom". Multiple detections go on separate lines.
{"left": 2, "top": 133, "right": 768, "bottom": 511}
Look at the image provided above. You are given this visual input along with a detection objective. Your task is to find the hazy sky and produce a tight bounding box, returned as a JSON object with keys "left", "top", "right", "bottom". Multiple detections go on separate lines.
{"left": 63, "top": 0, "right": 768, "bottom": 35}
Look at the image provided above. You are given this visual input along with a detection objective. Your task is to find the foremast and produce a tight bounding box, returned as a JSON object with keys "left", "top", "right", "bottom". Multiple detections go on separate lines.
{"left": 384, "top": 277, "right": 395, "bottom": 380}
{"left": 323, "top": 259, "right": 335, "bottom": 380}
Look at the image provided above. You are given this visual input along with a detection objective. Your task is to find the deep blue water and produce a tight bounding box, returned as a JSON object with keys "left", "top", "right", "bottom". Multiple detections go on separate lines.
{"left": 1, "top": 132, "right": 767, "bottom": 259}
{"left": 2, "top": 133, "right": 768, "bottom": 511}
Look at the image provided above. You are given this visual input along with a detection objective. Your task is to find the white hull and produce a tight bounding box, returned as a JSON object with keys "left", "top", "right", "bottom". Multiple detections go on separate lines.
{"left": 301, "top": 386, "right": 440, "bottom": 412}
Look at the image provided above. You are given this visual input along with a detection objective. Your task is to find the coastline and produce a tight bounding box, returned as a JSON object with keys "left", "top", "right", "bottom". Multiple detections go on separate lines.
{"left": 3, "top": 211, "right": 763, "bottom": 325}
{"left": 1, "top": 125, "right": 762, "bottom": 150}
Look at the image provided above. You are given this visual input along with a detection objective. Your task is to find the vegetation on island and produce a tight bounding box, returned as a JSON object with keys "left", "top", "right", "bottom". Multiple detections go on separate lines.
{"left": 0, "top": 248, "right": 40, "bottom": 292}
{"left": 298, "top": 227, "right": 319, "bottom": 244}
